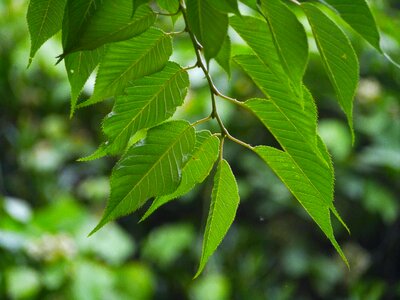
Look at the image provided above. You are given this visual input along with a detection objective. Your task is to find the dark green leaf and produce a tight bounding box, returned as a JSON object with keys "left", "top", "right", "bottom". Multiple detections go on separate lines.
{"left": 62, "top": 1, "right": 155, "bottom": 56}
{"left": 102, "top": 62, "right": 190, "bottom": 155}
{"left": 186, "top": 0, "right": 229, "bottom": 61}
{"left": 80, "top": 27, "right": 173, "bottom": 107}
{"left": 259, "top": 0, "right": 308, "bottom": 98}
{"left": 321, "top": 0, "right": 381, "bottom": 52}
{"left": 209, "top": 0, "right": 240, "bottom": 15}
{"left": 195, "top": 159, "right": 239, "bottom": 278}
{"left": 64, "top": 47, "right": 105, "bottom": 116}
{"left": 157, "top": 0, "right": 179, "bottom": 13}
{"left": 27, "top": 0, "right": 67, "bottom": 65}
{"left": 142, "top": 131, "right": 220, "bottom": 221}
{"left": 91, "top": 120, "right": 196, "bottom": 234}
{"left": 302, "top": 3, "right": 359, "bottom": 138}
{"left": 215, "top": 36, "right": 232, "bottom": 77}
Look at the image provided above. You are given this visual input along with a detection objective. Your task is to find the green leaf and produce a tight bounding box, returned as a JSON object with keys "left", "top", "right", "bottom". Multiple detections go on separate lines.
{"left": 239, "top": 0, "right": 257, "bottom": 10}
{"left": 157, "top": 0, "right": 179, "bottom": 13}
{"left": 302, "top": 3, "right": 359, "bottom": 139}
{"left": 91, "top": 120, "right": 196, "bottom": 234}
{"left": 195, "top": 159, "right": 240, "bottom": 278}
{"left": 64, "top": 47, "right": 105, "bottom": 116}
{"left": 27, "top": 0, "right": 67, "bottom": 65}
{"left": 215, "top": 36, "right": 232, "bottom": 77}
{"left": 186, "top": 0, "right": 229, "bottom": 61}
{"left": 235, "top": 55, "right": 319, "bottom": 153}
{"left": 141, "top": 131, "right": 220, "bottom": 221}
{"left": 80, "top": 27, "right": 173, "bottom": 107}
{"left": 61, "top": 2, "right": 155, "bottom": 56}
{"left": 209, "top": 0, "right": 241, "bottom": 15}
{"left": 259, "top": 0, "right": 308, "bottom": 98}
{"left": 230, "top": 16, "right": 301, "bottom": 105}
{"left": 133, "top": 0, "right": 150, "bottom": 15}
{"left": 321, "top": 0, "right": 382, "bottom": 52}
{"left": 254, "top": 146, "right": 348, "bottom": 265}
{"left": 102, "top": 62, "right": 190, "bottom": 155}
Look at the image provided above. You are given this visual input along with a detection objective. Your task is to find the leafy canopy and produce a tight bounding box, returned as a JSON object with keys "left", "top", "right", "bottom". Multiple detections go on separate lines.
{"left": 27, "top": 0, "right": 393, "bottom": 275}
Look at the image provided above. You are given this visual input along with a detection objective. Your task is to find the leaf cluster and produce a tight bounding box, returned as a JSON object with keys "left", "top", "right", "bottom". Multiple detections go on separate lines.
{"left": 26, "top": 0, "right": 392, "bottom": 275}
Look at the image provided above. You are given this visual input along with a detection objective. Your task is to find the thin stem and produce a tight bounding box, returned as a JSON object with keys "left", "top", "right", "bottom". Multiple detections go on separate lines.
{"left": 219, "top": 136, "right": 225, "bottom": 161}
{"left": 191, "top": 115, "right": 212, "bottom": 127}
{"left": 179, "top": 0, "right": 253, "bottom": 152}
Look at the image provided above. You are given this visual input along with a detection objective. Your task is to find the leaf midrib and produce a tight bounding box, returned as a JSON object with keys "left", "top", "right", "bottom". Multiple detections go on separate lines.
{"left": 108, "top": 67, "right": 185, "bottom": 149}
{"left": 108, "top": 125, "right": 193, "bottom": 217}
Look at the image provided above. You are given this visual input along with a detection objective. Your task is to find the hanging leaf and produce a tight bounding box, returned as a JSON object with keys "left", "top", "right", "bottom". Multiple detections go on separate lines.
{"left": 27, "top": 0, "right": 67, "bottom": 65}
{"left": 259, "top": 0, "right": 308, "bottom": 98}
{"left": 195, "top": 159, "right": 240, "bottom": 278}
{"left": 102, "top": 62, "right": 190, "bottom": 155}
{"left": 302, "top": 3, "right": 359, "bottom": 139}
{"left": 230, "top": 16, "right": 301, "bottom": 105}
{"left": 186, "top": 0, "right": 229, "bottom": 61}
{"left": 215, "top": 36, "right": 232, "bottom": 77}
{"left": 209, "top": 0, "right": 241, "bottom": 15}
{"left": 254, "top": 146, "right": 348, "bottom": 265}
{"left": 91, "top": 120, "right": 196, "bottom": 234}
{"left": 157, "top": 0, "right": 180, "bottom": 13}
{"left": 61, "top": 1, "right": 155, "bottom": 57}
{"left": 142, "top": 131, "right": 220, "bottom": 221}
{"left": 64, "top": 47, "right": 105, "bottom": 116}
{"left": 321, "top": 0, "right": 382, "bottom": 52}
{"left": 80, "top": 27, "right": 173, "bottom": 107}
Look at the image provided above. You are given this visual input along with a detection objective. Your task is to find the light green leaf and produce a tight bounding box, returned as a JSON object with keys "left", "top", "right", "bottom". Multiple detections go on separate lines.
{"left": 209, "top": 0, "right": 240, "bottom": 15}
{"left": 195, "top": 159, "right": 239, "bottom": 278}
{"left": 27, "top": 0, "right": 67, "bottom": 65}
{"left": 80, "top": 27, "right": 173, "bottom": 107}
{"left": 61, "top": 2, "right": 155, "bottom": 56}
{"left": 215, "top": 36, "right": 232, "bottom": 77}
{"left": 302, "top": 3, "right": 359, "bottom": 139}
{"left": 102, "top": 62, "right": 189, "bottom": 155}
{"left": 259, "top": 0, "right": 308, "bottom": 98}
{"left": 186, "top": 0, "right": 229, "bottom": 61}
{"left": 133, "top": 0, "right": 150, "bottom": 15}
{"left": 141, "top": 131, "right": 220, "bottom": 221}
{"left": 230, "top": 16, "right": 301, "bottom": 105}
{"left": 235, "top": 55, "right": 319, "bottom": 153}
{"left": 64, "top": 47, "right": 105, "bottom": 116}
{"left": 254, "top": 146, "right": 348, "bottom": 265}
{"left": 321, "top": 0, "right": 381, "bottom": 52}
{"left": 157, "top": 0, "right": 179, "bottom": 13}
{"left": 91, "top": 120, "right": 196, "bottom": 234}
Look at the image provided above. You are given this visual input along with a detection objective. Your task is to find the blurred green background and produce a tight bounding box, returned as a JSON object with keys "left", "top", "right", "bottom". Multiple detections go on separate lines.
{"left": 1, "top": 0, "right": 399, "bottom": 299}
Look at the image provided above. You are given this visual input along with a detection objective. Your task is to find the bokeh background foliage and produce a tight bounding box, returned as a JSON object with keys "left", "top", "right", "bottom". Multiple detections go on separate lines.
{"left": 1, "top": 0, "right": 400, "bottom": 299}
